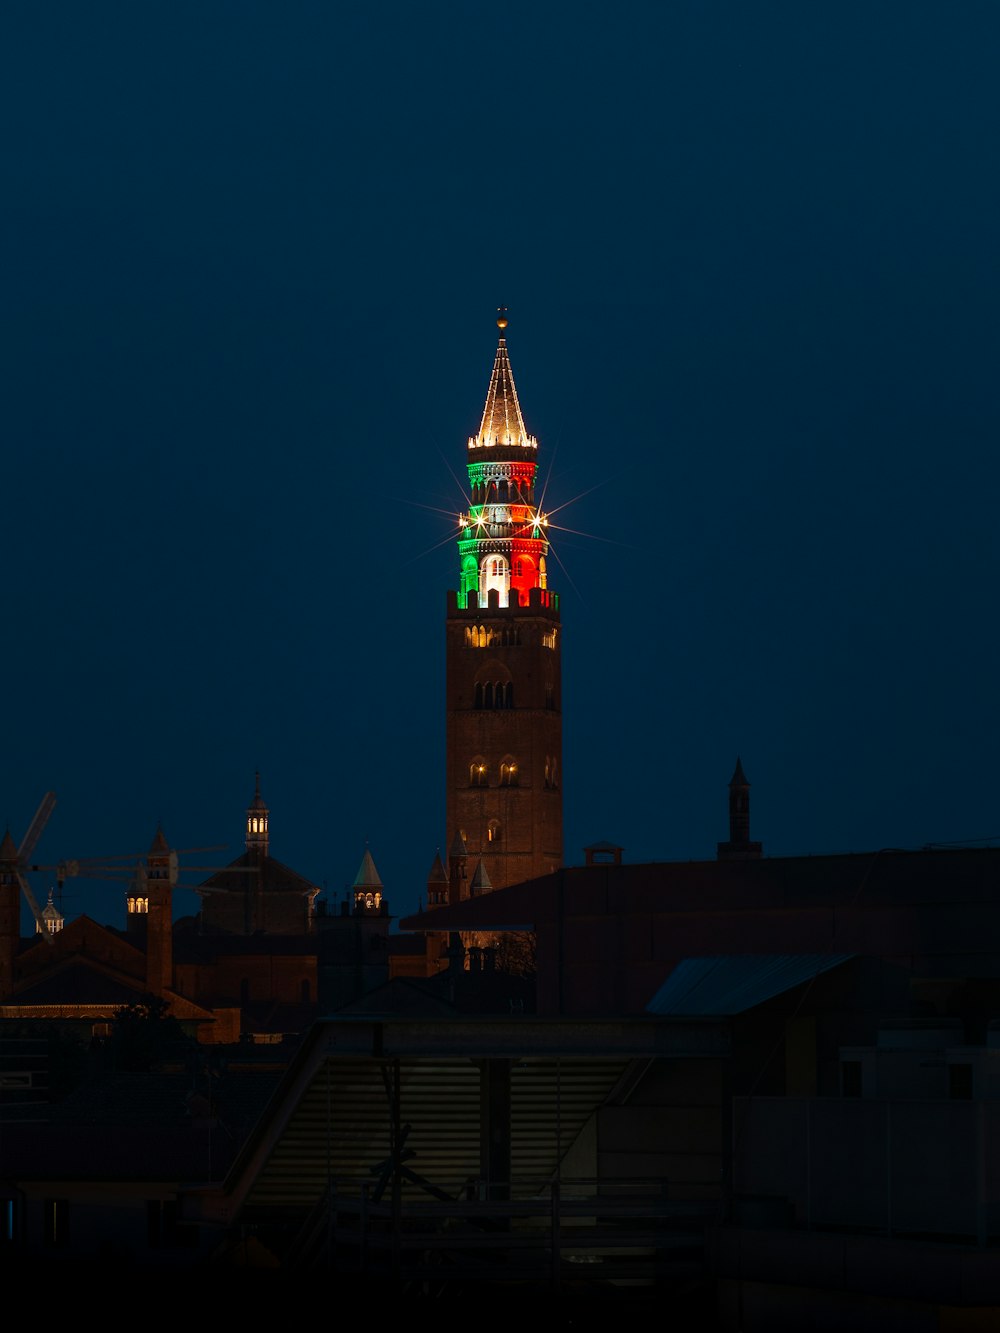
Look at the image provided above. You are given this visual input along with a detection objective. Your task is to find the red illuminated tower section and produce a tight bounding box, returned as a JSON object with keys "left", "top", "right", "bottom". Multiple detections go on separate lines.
{"left": 445, "top": 311, "right": 563, "bottom": 891}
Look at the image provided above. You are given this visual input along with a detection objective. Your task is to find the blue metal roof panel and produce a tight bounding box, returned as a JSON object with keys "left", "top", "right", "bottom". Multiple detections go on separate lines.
{"left": 646, "top": 953, "right": 856, "bottom": 1016}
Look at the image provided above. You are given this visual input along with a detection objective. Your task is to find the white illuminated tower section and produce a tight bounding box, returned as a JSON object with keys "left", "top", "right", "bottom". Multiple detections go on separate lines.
{"left": 444, "top": 310, "right": 563, "bottom": 892}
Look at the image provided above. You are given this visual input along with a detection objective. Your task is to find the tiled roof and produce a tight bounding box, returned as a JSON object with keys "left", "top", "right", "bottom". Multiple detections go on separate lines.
{"left": 197, "top": 851, "right": 318, "bottom": 897}
{"left": 8, "top": 961, "right": 148, "bottom": 1005}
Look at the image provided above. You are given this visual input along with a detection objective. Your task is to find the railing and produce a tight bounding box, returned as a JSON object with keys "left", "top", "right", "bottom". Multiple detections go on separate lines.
{"left": 282, "top": 1177, "right": 721, "bottom": 1291}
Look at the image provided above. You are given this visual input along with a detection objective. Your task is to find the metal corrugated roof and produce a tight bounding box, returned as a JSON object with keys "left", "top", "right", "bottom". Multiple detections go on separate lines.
{"left": 645, "top": 953, "right": 856, "bottom": 1016}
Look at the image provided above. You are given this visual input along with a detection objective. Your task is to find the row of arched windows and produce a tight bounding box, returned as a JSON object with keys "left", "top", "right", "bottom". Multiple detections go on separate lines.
{"left": 470, "top": 479, "right": 534, "bottom": 505}
{"left": 465, "top": 625, "right": 522, "bottom": 648}
{"left": 475, "top": 681, "right": 514, "bottom": 709}
{"left": 469, "top": 758, "right": 520, "bottom": 786}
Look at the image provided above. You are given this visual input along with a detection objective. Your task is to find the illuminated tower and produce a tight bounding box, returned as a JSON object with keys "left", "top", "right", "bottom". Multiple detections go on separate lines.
{"left": 444, "top": 311, "right": 563, "bottom": 890}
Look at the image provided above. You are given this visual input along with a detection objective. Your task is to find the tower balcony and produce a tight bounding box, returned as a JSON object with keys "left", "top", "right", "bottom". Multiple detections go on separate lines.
{"left": 447, "top": 586, "right": 560, "bottom": 616}
{"left": 467, "top": 433, "right": 538, "bottom": 458}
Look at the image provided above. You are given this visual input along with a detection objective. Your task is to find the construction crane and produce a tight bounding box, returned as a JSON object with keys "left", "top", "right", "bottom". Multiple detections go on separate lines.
{"left": 10, "top": 791, "right": 58, "bottom": 941}
{"left": 10, "top": 790, "right": 256, "bottom": 937}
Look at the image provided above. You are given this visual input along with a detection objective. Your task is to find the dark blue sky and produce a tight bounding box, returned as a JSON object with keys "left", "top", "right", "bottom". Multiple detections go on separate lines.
{"left": 3, "top": 3, "right": 999, "bottom": 932}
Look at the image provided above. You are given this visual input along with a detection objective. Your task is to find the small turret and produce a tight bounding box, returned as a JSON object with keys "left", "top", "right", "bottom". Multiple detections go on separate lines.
{"left": 717, "top": 757, "right": 763, "bottom": 861}
{"left": 246, "top": 772, "right": 269, "bottom": 856}
{"left": 469, "top": 859, "right": 493, "bottom": 897}
{"left": 352, "top": 846, "right": 385, "bottom": 914}
{"left": 426, "top": 849, "right": 448, "bottom": 908}
{"left": 39, "top": 888, "right": 64, "bottom": 936}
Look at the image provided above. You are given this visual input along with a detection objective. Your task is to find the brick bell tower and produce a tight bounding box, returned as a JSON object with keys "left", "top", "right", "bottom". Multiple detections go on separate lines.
{"left": 444, "top": 310, "right": 563, "bottom": 891}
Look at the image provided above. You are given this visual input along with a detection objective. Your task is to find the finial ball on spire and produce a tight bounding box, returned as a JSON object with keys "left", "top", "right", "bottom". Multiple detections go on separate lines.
{"left": 496, "top": 304, "right": 508, "bottom": 330}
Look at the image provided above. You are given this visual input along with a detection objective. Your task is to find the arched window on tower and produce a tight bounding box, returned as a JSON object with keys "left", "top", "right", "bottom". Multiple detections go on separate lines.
{"left": 470, "top": 760, "right": 488, "bottom": 787}
{"left": 504, "top": 681, "right": 514, "bottom": 708}
{"left": 474, "top": 681, "right": 484, "bottom": 709}
{"left": 487, "top": 820, "right": 501, "bottom": 843}
{"left": 480, "top": 553, "right": 509, "bottom": 607}
{"left": 500, "top": 759, "right": 518, "bottom": 786}
{"left": 484, "top": 681, "right": 494, "bottom": 708}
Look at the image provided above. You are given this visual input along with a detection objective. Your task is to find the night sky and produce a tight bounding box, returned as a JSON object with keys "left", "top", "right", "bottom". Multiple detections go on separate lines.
{"left": 4, "top": 3, "right": 999, "bottom": 934}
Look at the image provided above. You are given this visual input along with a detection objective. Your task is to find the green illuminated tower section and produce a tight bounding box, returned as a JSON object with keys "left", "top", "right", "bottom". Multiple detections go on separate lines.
{"left": 445, "top": 311, "right": 563, "bottom": 892}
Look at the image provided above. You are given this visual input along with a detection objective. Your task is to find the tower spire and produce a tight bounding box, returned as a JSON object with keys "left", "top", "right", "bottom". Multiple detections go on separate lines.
{"left": 474, "top": 309, "right": 532, "bottom": 451}
{"left": 458, "top": 308, "right": 551, "bottom": 610}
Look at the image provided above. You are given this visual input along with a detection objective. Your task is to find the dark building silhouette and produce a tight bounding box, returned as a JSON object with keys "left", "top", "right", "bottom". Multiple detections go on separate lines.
{"left": 195, "top": 773, "right": 320, "bottom": 936}
{"left": 716, "top": 756, "right": 763, "bottom": 861}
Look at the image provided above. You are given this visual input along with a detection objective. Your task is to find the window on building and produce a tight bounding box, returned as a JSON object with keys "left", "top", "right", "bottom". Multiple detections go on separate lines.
{"left": 500, "top": 760, "right": 518, "bottom": 786}
{"left": 470, "top": 761, "right": 488, "bottom": 787}
{"left": 487, "top": 821, "right": 501, "bottom": 844}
